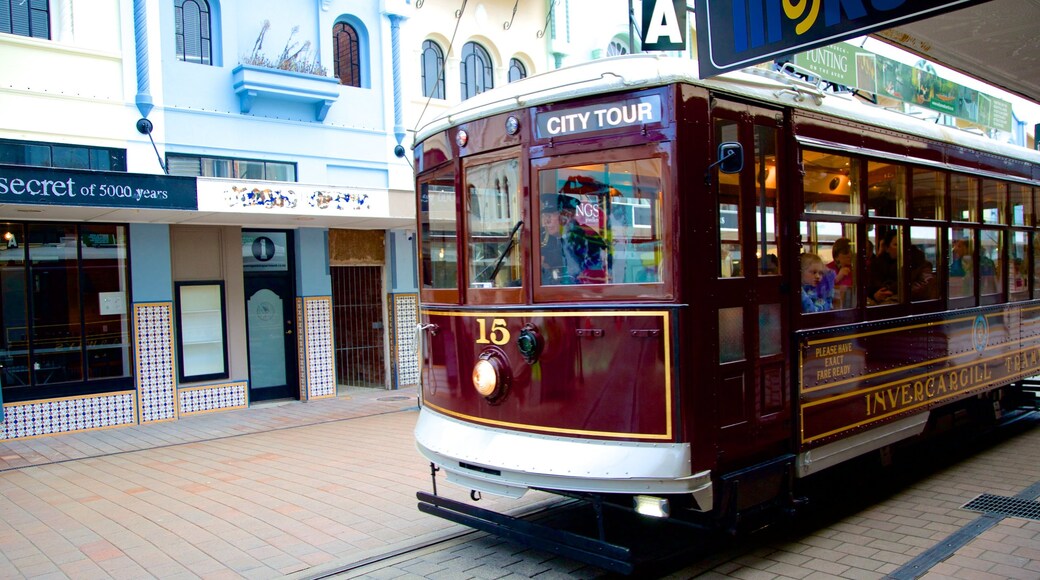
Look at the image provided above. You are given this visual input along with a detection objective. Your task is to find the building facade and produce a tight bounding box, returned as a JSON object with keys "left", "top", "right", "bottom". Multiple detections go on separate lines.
{"left": 0, "top": 0, "right": 419, "bottom": 439}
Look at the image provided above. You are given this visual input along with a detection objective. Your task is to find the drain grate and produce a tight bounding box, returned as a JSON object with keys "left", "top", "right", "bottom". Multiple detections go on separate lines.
{"left": 962, "top": 494, "right": 1040, "bottom": 521}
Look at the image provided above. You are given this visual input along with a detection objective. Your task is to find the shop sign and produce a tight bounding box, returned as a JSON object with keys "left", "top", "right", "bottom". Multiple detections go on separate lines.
{"left": 695, "top": 0, "right": 989, "bottom": 78}
{"left": 641, "top": 0, "right": 687, "bottom": 51}
{"left": 0, "top": 164, "right": 197, "bottom": 210}
{"left": 242, "top": 231, "right": 288, "bottom": 272}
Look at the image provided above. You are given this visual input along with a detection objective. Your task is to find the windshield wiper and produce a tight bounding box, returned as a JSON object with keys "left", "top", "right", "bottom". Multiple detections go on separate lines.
{"left": 480, "top": 220, "right": 524, "bottom": 283}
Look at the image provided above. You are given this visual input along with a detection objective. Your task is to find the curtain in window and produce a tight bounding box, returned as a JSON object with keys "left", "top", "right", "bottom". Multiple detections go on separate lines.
{"left": 334, "top": 22, "right": 361, "bottom": 87}
{"left": 175, "top": 0, "right": 212, "bottom": 65}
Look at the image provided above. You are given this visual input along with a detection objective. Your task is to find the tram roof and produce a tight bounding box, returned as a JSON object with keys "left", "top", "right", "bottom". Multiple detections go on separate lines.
{"left": 415, "top": 53, "right": 1040, "bottom": 170}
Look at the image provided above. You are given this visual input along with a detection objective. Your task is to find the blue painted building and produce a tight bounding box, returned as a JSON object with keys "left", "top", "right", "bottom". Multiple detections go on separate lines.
{"left": 0, "top": 0, "right": 419, "bottom": 439}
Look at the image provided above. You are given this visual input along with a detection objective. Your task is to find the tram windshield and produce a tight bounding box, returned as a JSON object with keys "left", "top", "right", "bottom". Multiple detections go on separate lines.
{"left": 537, "top": 158, "right": 663, "bottom": 285}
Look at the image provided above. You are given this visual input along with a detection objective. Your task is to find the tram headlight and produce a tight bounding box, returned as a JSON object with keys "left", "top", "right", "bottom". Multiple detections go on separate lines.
{"left": 472, "top": 348, "right": 510, "bottom": 403}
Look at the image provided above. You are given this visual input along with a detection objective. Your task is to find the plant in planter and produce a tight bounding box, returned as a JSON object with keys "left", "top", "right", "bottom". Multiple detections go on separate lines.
{"left": 242, "top": 20, "right": 327, "bottom": 77}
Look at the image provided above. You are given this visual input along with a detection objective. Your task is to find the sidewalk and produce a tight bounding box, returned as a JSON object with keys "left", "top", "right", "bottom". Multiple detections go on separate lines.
{"left": 0, "top": 387, "right": 552, "bottom": 579}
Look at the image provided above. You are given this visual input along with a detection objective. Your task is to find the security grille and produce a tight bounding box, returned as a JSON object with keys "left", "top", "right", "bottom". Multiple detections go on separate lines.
{"left": 962, "top": 494, "right": 1040, "bottom": 521}
{"left": 331, "top": 266, "right": 386, "bottom": 388}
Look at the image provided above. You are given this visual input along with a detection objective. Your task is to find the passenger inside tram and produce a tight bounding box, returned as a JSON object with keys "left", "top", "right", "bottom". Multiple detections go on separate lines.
{"left": 801, "top": 252, "right": 834, "bottom": 313}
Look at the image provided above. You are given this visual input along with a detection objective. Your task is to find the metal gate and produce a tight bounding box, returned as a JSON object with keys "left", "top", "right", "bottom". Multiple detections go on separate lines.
{"left": 331, "top": 266, "right": 386, "bottom": 388}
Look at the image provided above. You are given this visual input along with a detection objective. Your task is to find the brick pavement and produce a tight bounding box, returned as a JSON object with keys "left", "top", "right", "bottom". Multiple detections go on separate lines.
{"left": 0, "top": 387, "right": 554, "bottom": 579}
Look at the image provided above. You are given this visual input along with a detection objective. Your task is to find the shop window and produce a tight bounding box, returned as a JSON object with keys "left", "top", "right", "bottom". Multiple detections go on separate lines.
{"left": 951, "top": 174, "right": 978, "bottom": 222}
{"left": 866, "top": 161, "right": 906, "bottom": 218}
{"left": 802, "top": 150, "right": 859, "bottom": 216}
{"left": 0, "top": 223, "right": 132, "bottom": 404}
{"left": 174, "top": 281, "right": 228, "bottom": 382}
{"left": 175, "top": 0, "right": 213, "bottom": 65}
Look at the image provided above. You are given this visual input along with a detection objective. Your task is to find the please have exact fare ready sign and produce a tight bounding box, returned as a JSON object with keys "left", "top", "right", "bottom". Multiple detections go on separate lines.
{"left": 535, "top": 95, "right": 663, "bottom": 139}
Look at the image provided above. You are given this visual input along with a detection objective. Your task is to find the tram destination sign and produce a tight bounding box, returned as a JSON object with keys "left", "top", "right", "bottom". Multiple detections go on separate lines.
{"left": 695, "top": 0, "right": 990, "bottom": 78}
{"left": 0, "top": 164, "right": 197, "bottom": 210}
{"left": 535, "top": 95, "right": 662, "bottom": 139}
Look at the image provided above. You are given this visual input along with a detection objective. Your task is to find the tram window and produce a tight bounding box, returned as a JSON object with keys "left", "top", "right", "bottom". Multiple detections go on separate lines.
{"left": 717, "top": 120, "right": 741, "bottom": 277}
{"left": 868, "top": 225, "right": 903, "bottom": 306}
{"left": 799, "top": 221, "right": 856, "bottom": 311}
{"left": 1034, "top": 233, "right": 1040, "bottom": 299}
{"left": 754, "top": 125, "right": 780, "bottom": 275}
{"left": 982, "top": 180, "right": 1007, "bottom": 225}
{"left": 979, "top": 229, "right": 1004, "bottom": 296}
{"left": 802, "top": 150, "right": 858, "bottom": 215}
{"left": 949, "top": 228, "right": 974, "bottom": 299}
{"left": 911, "top": 168, "right": 944, "bottom": 220}
{"left": 909, "top": 226, "right": 939, "bottom": 302}
{"left": 537, "top": 158, "right": 663, "bottom": 286}
{"left": 719, "top": 307, "right": 744, "bottom": 363}
{"left": 466, "top": 158, "right": 522, "bottom": 288}
{"left": 759, "top": 304, "right": 781, "bottom": 356}
{"left": 951, "top": 174, "right": 979, "bottom": 222}
{"left": 866, "top": 161, "right": 906, "bottom": 218}
{"left": 419, "top": 177, "right": 458, "bottom": 290}
{"left": 1009, "top": 184, "right": 1032, "bottom": 226}
{"left": 1010, "top": 231, "right": 1029, "bottom": 301}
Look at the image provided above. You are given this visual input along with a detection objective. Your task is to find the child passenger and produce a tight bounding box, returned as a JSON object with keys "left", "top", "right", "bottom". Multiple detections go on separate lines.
{"left": 801, "top": 252, "right": 834, "bottom": 313}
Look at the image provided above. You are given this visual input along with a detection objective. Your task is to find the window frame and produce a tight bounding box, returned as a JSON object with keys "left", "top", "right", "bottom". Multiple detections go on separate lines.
{"left": 174, "top": 280, "right": 230, "bottom": 383}
{"left": 0, "top": 221, "right": 134, "bottom": 404}
{"left": 333, "top": 21, "right": 361, "bottom": 87}
{"left": 0, "top": 0, "right": 50, "bottom": 39}
{"left": 460, "top": 41, "right": 493, "bottom": 100}
{"left": 175, "top": 0, "right": 213, "bottom": 66}
{"left": 508, "top": 58, "right": 527, "bottom": 83}
{"left": 421, "top": 40, "right": 445, "bottom": 99}
{"left": 166, "top": 153, "right": 297, "bottom": 182}
{"left": 418, "top": 163, "right": 460, "bottom": 305}
{"left": 462, "top": 149, "right": 524, "bottom": 306}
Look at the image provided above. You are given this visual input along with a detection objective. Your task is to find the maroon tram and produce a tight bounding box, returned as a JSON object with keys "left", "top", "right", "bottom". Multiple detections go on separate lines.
{"left": 412, "top": 54, "right": 1040, "bottom": 571}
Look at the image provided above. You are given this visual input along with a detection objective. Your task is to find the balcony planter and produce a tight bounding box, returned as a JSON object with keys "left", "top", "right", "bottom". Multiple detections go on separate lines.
{"left": 231, "top": 64, "right": 340, "bottom": 122}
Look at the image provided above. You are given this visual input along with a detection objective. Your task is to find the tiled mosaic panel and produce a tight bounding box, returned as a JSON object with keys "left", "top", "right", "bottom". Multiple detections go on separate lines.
{"left": 390, "top": 293, "right": 420, "bottom": 387}
{"left": 305, "top": 297, "right": 336, "bottom": 399}
{"left": 135, "top": 303, "right": 176, "bottom": 423}
{"left": 1, "top": 392, "right": 136, "bottom": 440}
{"left": 179, "top": 382, "right": 248, "bottom": 415}
{"left": 296, "top": 297, "right": 308, "bottom": 401}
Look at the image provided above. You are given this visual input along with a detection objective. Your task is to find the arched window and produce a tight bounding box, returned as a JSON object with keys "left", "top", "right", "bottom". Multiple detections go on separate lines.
{"left": 421, "top": 40, "right": 445, "bottom": 99}
{"left": 607, "top": 39, "right": 628, "bottom": 57}
{"left": 333, "top": 22, "right": 361, "bottom": 87}
{"left": 460, "top": 41, "right": 493, "bottom": 100}
{"left": 175, "top": 0, "right": 212, "bottom": 65}
{"left": 508, "top": 58, "right": 527, "bottom": 83}
{"left": 1, "top": 0, "right": 50, "bottom": 38}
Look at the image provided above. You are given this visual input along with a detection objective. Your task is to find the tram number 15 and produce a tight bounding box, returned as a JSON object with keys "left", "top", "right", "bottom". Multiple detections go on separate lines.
{"left": 476, "top": 318, "right": 510, "bottom": 345}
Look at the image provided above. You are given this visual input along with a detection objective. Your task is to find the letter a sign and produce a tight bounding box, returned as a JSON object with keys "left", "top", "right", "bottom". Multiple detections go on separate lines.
{"left": 641, "top": 0, "right": 686, "bottom": 51}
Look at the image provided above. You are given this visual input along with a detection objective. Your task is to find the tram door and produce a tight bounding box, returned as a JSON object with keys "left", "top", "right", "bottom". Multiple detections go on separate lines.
{"left": 710, "top": 100, "right": 791, "bottom": 468}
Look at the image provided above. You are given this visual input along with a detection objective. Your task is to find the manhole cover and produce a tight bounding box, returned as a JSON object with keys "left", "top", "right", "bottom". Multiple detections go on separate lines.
{"left": 963, "top": 494, "right": 1040, "bottom": 521}
{"left": 378, "top": 396, "right": 411, "bottom": 401}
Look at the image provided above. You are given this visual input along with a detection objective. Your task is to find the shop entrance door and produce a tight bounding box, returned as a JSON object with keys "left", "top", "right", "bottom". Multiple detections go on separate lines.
{"left": 243, "top": 231, "right": 299, "bottom": 402}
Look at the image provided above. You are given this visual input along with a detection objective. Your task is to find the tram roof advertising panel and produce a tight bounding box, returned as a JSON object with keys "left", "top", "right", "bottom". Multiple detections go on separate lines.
{"left": 694, "top": 0, "right": 990, "bottom": 78}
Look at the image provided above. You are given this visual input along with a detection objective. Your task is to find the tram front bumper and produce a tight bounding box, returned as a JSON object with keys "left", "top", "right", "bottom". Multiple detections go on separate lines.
{"left": 415, "top": 408, "right": 713, "bottom": 510}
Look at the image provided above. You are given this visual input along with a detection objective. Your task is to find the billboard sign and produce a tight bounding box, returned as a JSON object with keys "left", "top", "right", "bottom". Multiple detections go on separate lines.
{"left": 695, "top": 0, "right": 990, "bottom": 78}
{"left": 794, "top": 42, "right": 1013, "bottom": 132}
{"left": 641, "top": 0, "right": 687, "bottom": 51}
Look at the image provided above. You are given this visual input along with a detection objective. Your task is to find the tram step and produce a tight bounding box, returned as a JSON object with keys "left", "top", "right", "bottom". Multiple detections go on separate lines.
{"left": 417, "top": 491, "right": 634, "bottom": 575}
